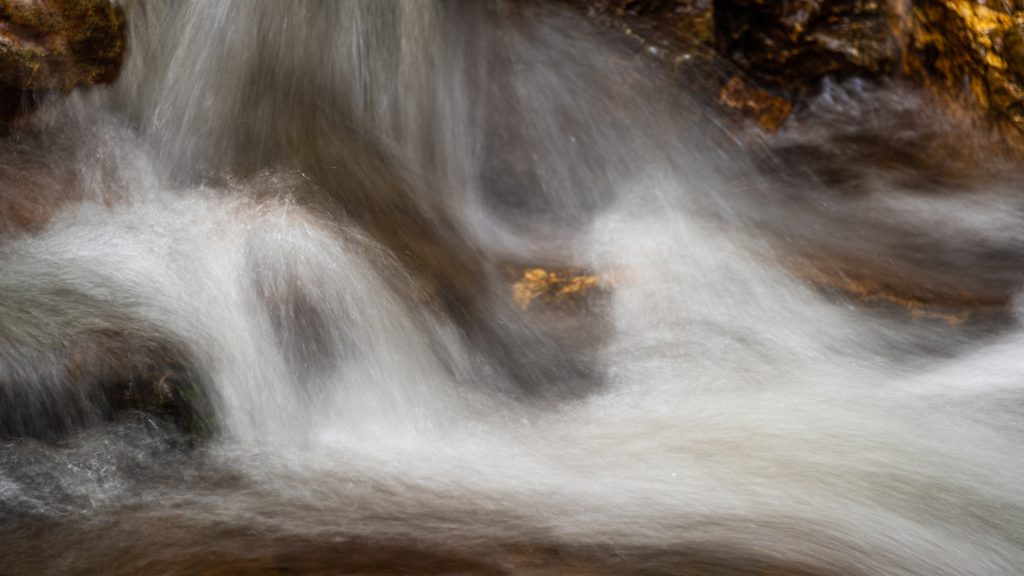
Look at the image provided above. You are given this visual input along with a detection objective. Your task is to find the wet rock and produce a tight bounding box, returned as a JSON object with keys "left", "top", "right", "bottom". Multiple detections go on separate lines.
{"left": 0, "top": 329, "right": 213, "bottom": 439}
{"left": 560, "top": 0, "right": 714, "bottom": 46}
{"left": 540, "top": 0, "right": 720, "bottom": 87}
{"left": 548, "top": 0, "right": 1024, "bottom": 138}
{"left": 0, "top": 0, "right": 124, "bottom": 122}
{"left": 551, "top": 0, "right": 896, "bottom": 129}
{"left": 546, "top": 0, "right": 776, "bottom": 128}
{"left": 510, "top": 266, "right": 607, "bottom": 312}
{"left": 901, "top": 0, "right": 1024, "bottom": 139}
{"left": 555, "top": 0, "right": 900, "bottom": 92}
{"left": 718, "top": 74, "right": 794, "bottom": 130}
{"left": 99, "top": 370, "right": 213, "bottom": 438}
{"left": 0, "top": 0, "right": 125, "bottom": 90}
{"left": 77, "top": 335, "right": 213, "bottom": 438}
{"left": 715, "top": 0, "right": 899, "bottom": 91}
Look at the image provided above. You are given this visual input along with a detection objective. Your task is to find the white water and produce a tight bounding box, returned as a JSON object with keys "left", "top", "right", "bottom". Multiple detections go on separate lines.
{"left": 3, "top": 1, "right": 1024, "bottom": 574}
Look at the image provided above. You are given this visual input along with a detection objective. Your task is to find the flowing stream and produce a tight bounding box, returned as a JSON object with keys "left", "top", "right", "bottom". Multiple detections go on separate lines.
{"left": 3, "top": 1, "right": 1024, "bottom": 574}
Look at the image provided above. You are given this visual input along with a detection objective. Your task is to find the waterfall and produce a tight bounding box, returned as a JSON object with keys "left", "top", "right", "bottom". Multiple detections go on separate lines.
{"left": 2, "top": 1, "right": 1024, "bottom": 574}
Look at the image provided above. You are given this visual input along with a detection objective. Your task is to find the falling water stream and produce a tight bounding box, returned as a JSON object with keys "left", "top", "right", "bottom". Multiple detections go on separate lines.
{"left": 3, "top": 1, "right": 1024, "bottom": 574}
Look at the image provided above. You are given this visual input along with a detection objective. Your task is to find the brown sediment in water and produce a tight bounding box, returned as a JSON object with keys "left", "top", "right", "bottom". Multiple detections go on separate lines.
{"left": 787, "top": 256, "right": 1012, "bottom": 325}
{"left": 1, "top": 512, "right": 837, "bottom": 576}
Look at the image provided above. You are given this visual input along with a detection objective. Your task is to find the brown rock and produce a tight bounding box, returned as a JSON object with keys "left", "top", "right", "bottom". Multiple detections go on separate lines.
{"left": 0, "top": 0, "right": 125, "bottom": 92}
{"left": 0, "top": 0, "right": 124, "bottom": 124}
{"left": 718, "top": 74, "right": 794, "bottom": 130}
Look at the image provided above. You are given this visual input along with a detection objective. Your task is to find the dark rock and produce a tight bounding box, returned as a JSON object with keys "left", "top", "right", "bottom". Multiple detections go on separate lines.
{"left": 561, "top": 0, "right": 714, "bottom": 46}
{"left": 0, "top": 0, "right": 124, "bottom": 123}
{"left": 0, "top": 330, "right": 214, "bottom": 439}
{"left": 98, "top": 366, "right": 214, "bottom": 438}
{"left": 550, "top": 0, "right": 896, "bottom": 129}
{"left": 715, "top": 0, "right": 899, "bottom": 91}
{"left": 0, "top": 0, "right": 125, "bottom": 91}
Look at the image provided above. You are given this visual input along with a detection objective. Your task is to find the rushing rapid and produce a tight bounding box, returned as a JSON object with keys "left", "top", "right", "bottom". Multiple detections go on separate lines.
{"left": 3, "top": 1, "right": 1024, "bottom": 574}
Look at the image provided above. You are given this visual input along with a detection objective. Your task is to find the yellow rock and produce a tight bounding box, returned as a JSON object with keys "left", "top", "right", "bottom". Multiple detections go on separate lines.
{"left": 903, "top": 0, "right": 1024, "bottom": 140}
{"left": 512, "top": 267, "right": 606, "bottom": 311}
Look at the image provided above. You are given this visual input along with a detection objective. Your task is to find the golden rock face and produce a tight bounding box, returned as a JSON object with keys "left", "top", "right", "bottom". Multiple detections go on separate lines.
{"left": 900, "top": 1, "right": 1024, "bottom": 139}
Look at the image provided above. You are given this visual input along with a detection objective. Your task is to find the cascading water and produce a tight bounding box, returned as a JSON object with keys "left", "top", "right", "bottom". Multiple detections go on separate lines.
{"left": 3, "top": 1, "right": 1024, "bottom": 574}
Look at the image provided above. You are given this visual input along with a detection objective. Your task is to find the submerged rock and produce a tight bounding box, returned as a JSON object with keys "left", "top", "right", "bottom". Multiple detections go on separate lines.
{"left": 0, "top": 329, "right": 214, "bottom": 439}
{"left": 510, "top": 267, "right": 607, "bottom": 312}
{"left": 99, "top": 370, "right": 213, "bottom": 438}
{"left": 790, "top": 257, "right": 1009, "bottom": 326}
